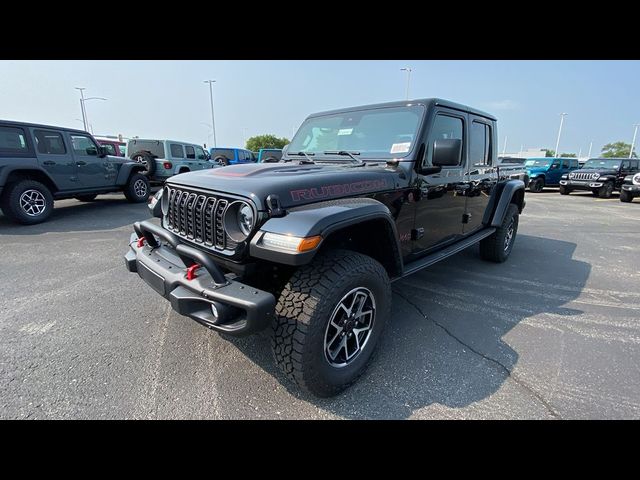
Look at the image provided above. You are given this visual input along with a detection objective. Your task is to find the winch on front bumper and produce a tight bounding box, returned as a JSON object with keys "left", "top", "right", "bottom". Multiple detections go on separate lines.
{"left": 124, "top": 220, "right": 275, "bottom": 336}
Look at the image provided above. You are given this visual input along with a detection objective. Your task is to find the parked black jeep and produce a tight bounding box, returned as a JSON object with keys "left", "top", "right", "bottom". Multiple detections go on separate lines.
{"left": 620, "top": 171, "right": 640, "bottom": 202}
{"left": 124, "top": 99, "right": 526, "bottom": 396}
{"left": 0, "top": 120, "right": 150, "bottom": 225}
{"left": 559, "top": 158, "right": 640, "bottom": 198}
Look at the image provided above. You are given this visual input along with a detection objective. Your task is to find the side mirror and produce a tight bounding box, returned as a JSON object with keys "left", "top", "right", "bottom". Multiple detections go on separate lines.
{"left": 550, "top": 163, "right": 559, "bottom": 169}
{"left": 86, "top": 146, "right": 99, "bottom": 156}
{"left": 432, "top": 139, "right": 462, "bottom": 167}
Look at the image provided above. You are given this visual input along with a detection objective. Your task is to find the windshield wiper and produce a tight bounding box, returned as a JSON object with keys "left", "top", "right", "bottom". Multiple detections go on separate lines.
{"left": 323, "top": 150, "right": 364, "bottom": 164}
{"left": 284, "top": 151, "right": 315, "bottom": 163}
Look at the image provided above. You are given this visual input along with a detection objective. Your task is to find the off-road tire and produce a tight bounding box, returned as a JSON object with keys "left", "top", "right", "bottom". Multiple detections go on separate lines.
{"left": 130, "top": 151, "right": 157, "bottom": 177}
{"left": 75, "top": 194, "right": 98, "bottom": 202}
{"left": 592, "top": 190, "right": 600, "bottom": 196}
{"left": 214, "top": 156, "right": 229, "bottom": 166}
{"left": 123, "top": 173, "right": 150, "bottom": 203}
{"left": 271, "top": 249, "right": 391, "bottom": 397}
{"left": 479, "top": 203, "right": 519, "bottom": 263}
{"left": 598, "top": 182, "right": 614, "bottom": 199}
{"left": 529, "top": 178, "right": 544, "bottom": 193}
{"left": 620, "top": 189, "right": 633, "bottom": 203}
{"left": 559, "top": 185, "right": 571, "bottom": 195}
{"left": 0, "top": 179, "right": 54, "bottom": 225}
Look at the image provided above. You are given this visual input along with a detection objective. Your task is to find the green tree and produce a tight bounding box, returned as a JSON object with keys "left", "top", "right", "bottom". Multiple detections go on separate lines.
{"left": 543, "top": 149, "right": 555, "bottom": 157}
{"left": 601, "top": 141, "right": 636, "bottom": 158}
{"left": 246, "top": 134, "right": 289, "bottom": 151}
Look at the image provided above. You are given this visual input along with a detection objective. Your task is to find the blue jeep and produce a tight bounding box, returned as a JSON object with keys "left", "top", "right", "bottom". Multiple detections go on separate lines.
{"left": 525, "top": 157, "right": 580, "bottom": 193}
{"left": 209, "top": 147, "right": 256, "bottom": 166}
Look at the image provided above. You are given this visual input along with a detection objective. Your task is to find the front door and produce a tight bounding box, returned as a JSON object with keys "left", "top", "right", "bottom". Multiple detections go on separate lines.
{"left": 463, "top": 117, "right": 497, "bottom": 233}
{"left": 32, "top": 128, "right": 78, "bottom": 190}
{"left": 413, "top": 111, "right": 467, "bottom": 252}
{"left": 68, "top": 133, "right": 114, "bottom": 188}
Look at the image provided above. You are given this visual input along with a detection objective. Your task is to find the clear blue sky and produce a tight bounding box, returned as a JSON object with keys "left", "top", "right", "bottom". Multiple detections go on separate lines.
{"left": 1, "top": 60, "right": 638, "bottom": 155}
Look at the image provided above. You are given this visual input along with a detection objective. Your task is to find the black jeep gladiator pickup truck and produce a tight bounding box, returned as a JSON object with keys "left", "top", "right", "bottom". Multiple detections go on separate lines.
{"left": 125, "top": 99, "right": 526, "bottom": 396}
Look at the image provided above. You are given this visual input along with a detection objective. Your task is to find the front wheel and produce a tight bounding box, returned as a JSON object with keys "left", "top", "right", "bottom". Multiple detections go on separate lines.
{"left": 271, "top": 250, "right": 391, "bottom": 397}
{"left": 123, "top": 173, "right": 150, "bottom": 203}
{"left": 529, "top": 178, "right": 544, "bottom": 193}
{"left": 479, "top": 203, "right": 519, "bottom": 263}
{"left": 559, "top": 185, "right": 571, "bottom": 195}
{"left": 598, "top": 182, "right": 614, "bottom": 199}
{"left": 620, "top": 189, "right": 633, "bottom": 203}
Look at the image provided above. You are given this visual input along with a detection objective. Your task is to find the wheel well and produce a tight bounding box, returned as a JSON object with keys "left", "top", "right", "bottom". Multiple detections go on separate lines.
{"left": 317, "top": 218, "right": 402, "bottom": 278}
{"left": 4, "top": 169, "right": 57, "bottom": 194}
{"left": 511, "top": 188, "right": 525, "bottom": 213}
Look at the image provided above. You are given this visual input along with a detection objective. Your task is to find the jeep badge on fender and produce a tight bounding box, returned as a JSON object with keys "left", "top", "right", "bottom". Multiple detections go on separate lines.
{"left": 124, "top": 98, "right": 526, "bottom": 397}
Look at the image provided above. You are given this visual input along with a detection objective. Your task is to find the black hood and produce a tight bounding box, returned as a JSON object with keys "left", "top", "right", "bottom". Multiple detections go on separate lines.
{"left": 167, "top": 162, "right": 403, "bottom": 209}
{"left": 573, "top": 168, "right": 618, "bottom": 175}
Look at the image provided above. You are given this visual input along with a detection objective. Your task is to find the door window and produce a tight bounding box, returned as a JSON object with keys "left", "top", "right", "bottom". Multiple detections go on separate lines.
{"left": 70, "top": 134, "right": 99, "bottom": 156}
{"left": 469, "top": 121, "right": 492, "bottom": 166}
{"left": 425, "top": 114, "right": 464, "bottom": 167}
{"left": 34, "top": 130, "right": 66, "bottom": 155}
{"left": 195, "top": 146, "right": 207, "bottom": 160}
{"left": 170, "top": 143, "right": 184, "bottom": 158}
{"left": 185, "top": 145, "right": 195, "bottom": 159}
{"left": 561, "top": 159, "right": 569, "bottom": 169}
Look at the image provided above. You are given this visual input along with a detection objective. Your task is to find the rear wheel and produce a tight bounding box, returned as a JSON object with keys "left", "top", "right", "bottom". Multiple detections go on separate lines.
{"left": 620, "top": 189, "right": 633, "bottom": 203}
{"left": 480, "top": 203, "right": 519, "bottom": 263}
{"left": 0, "top": 179, "right": 54, "bottom": 225}
{"left": 75, "top": 194, "right": 98, "bottom": 202}
{"left": 271, "top": 250, "right": 391, "bottom": 397}
{"left": 123, "top": 173, "right": 150, "bottom": 203}
{"left": 559, "top": 185, "right": 571, "bottom": 195}
{"left": 529, "top": 178, "right": 544, "bottom": 193}
{"left": 598, "top": 182, "right": 614, "bottom": 199}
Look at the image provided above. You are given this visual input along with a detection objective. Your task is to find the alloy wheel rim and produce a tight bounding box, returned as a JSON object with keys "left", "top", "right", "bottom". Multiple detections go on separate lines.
{"left": 134, "top": 179, "right": 147, "bottom": 197}
{"left": 504, "top": 218, "right": 515, "bottom": 252}
{"left": 19, "top": 190, "right": 46, "bottom": 216}
{"left": 324, "top": 287, "right": 376, "bottom": 368}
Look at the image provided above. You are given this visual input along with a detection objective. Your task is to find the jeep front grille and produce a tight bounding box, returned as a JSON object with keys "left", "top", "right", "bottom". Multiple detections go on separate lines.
{"left": 571, "top": 172, "right": 599, "bottom": 181}
{"left": 165, "top": 186, "right": 234, "bottom": 251}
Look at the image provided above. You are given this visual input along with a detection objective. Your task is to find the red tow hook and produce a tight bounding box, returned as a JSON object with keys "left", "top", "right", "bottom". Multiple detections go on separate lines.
{"left": 136, "top": 237, "right": 145, "bottom": 248}
{"left": 186, "top": 263, "right": 201, "bottom": 281}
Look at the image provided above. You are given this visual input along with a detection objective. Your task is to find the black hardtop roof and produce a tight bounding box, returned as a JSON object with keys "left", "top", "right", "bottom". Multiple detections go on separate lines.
{"left": 307, "top": 98, "right": 497, "bottom": 121}
{"left": 0, "top": 119, "right": 90, "bottom": 135}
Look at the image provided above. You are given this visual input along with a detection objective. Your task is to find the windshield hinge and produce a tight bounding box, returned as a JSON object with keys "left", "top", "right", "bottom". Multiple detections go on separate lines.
{"left": 266, "top": 194, "right": 286, "bottom": 218}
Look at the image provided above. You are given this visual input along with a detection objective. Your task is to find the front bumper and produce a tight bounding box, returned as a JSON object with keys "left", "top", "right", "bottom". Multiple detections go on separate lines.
{"left": 124, "top": 220, "right": 275, "bottom": 336}
{"left": 559, "top": 179, "right": 604, "bottom": 190}
{"left": 621, "top": 184, "right": 640, "bottom": 196}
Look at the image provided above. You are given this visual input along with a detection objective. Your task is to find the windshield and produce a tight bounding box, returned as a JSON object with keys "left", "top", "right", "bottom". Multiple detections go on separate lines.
{"left": 582, "top": 159, "right": 621, "bottom": 170}
{"left": 287, "top": 105, "right": 425, "bottom": 160}
{"left": 525, "top": 159, "right": 551, "bottom": 167}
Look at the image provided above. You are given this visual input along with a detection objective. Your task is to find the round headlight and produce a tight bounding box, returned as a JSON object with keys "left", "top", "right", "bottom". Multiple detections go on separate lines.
{"left": 592, "top": 173, "right": 600, "bottom": 180}
{"left": 223, "top": 201, "right": 255, "bottom": 243}
{"left": 633, "top": 173, "right": 640, "bottom": 185}
{"left": 238, "top": 204, "right": 254, "bottom": 236}
{"left": 569, "top": 172, "right": 575, "bottom": 178}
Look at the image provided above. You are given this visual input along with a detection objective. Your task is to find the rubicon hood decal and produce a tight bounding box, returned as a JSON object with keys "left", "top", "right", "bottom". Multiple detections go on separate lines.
{"left": 290, "top": 179, "right": 389, "bottom": 201}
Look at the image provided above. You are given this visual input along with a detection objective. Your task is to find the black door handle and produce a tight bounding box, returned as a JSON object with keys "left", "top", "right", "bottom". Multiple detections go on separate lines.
{"left": 43, "top": 161, "right": 56, "bottom": 166}
{"left": 76, "top": 161, "right": 87, "bottom": 166}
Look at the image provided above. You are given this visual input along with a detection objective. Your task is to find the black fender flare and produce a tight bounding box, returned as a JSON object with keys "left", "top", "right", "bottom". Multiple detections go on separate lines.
{"left": 249, "top": 198, "right": 403, "bottom": 273}
{"left": 482, "top": 179, "right": 525, "bottom": 227}
{"left": 115, "top": 162, "right": 147, "bottom": 186}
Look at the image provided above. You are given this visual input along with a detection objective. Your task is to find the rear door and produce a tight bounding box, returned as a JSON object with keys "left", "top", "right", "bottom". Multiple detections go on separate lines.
{"left": 32, "top": 128, "right": 78, "bottom": 190}
{"left": 464, "top": 117, "right": 497, "bottom": 233}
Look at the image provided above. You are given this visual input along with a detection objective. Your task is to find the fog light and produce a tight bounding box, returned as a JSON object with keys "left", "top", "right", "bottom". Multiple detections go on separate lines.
{"left": 211, "top": 303, "right": 219, "bottom": 319}
{"left": 209, "top": 301, "right": 240, "bottom": 325}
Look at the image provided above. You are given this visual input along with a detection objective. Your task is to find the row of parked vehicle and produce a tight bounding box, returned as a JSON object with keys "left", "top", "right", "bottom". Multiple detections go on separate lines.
{"left": 502, "top": 156, "right": 640, "bottom": 203}
{"left": 0, "top": 119, "right": 283, "bottom": 224}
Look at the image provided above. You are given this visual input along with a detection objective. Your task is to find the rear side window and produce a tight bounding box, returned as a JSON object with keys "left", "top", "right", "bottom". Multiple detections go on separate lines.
{"left": 570, "top": 160, "right": 578, "bottom": 168}
{"left": 562, "top": 159, "right": 569, "bottom": 169}
{"left": 0, "top": 126, "right": 29, "bottom": 156}
{"left": 469, "top": 121, "right": 492, "bottom": 166}
{"left": 631, "top": 160, "right": 639, "bottom": 169}
{"left": 127, "top": 140, "right": 165, "bottom": 158}
{"left": 185, "top": 145, "right": 195, "bottom": 159}
{"left": 621, "top": 160, "right": 630, "bottom": 169}
{"left": 34, "top": 129, "right": 66, "bottom": 155}
{"left": 170, "top": 144, "right": 184, "bottom": 158}
{"left": 211, "top": 148, "right": 235, "bottom": 159}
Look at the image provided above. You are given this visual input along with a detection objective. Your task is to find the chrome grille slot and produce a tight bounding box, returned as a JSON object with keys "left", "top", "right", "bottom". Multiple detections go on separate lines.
{"left": 164, "top": 187, "right": 242, "bottom": 254}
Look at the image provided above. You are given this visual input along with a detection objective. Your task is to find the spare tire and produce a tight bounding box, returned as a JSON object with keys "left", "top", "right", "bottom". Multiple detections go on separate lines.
{"left": 130, "top": 151, "right": 157, "bottom": 177}
{"left": 263, "top": 156, "right": 279, "bottom": 163}
{"left": 214, "top": 156, "right": 229, "bottom": 166}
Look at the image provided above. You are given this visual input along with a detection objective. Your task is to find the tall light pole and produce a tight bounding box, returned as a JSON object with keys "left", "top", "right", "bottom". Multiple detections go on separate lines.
{"left": 630, "top": 124, "right": 640, "bottom": 159}
{"left": 588, "top": 140, "right": 593, "bottom": 158}
{"left": 75, "top": 87, "right": 88, "bottom": 131}
{"left": 204, "top": 80, "right": 217, "bottom": 148}
{"left": 400, "top": 67, "right": 412, "bottom": 100}
{"left": 554, "top": 113, "right": 568, "bottom": 158}
{"left": 502, "top": 136, "right": 508, "bottom": 155}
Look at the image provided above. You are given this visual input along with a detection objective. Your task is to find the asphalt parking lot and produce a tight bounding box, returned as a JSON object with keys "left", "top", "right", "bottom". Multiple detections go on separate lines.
{"left": 1, "top": 188, "right": 639, "bottom": 419}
